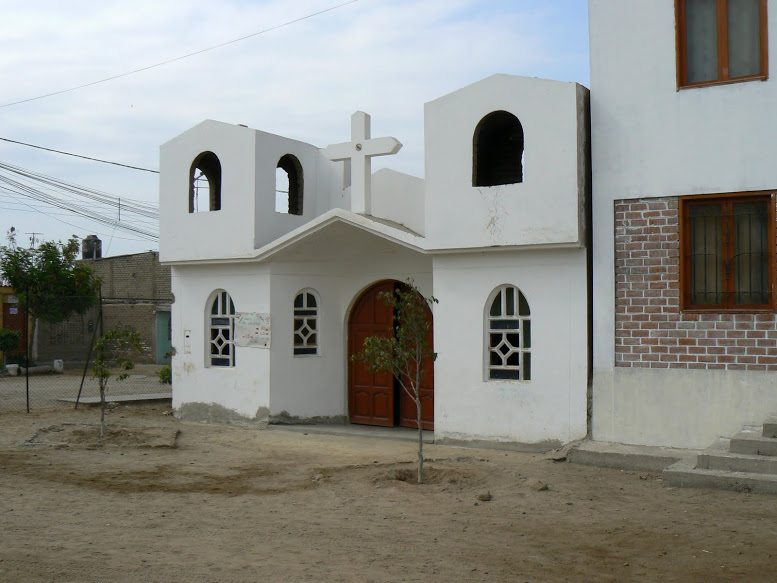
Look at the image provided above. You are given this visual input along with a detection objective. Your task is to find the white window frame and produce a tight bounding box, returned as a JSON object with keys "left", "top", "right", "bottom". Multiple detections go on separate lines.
{"left": 293, "top": 289, "right": 319, "bottom": 356}
{"left": 485, "top": 284, "right": 531, "bottom": 381}
{"left": 208, "top": 290, "right": 236, "bottom": 367}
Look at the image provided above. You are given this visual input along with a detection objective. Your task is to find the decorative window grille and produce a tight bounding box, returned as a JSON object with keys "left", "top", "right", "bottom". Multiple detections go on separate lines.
{"left": 293, "top": 290, "right": 319, "bottom": 355}
{"left": 487, "top": 285, "right": 531, "bottom": 381}
{"left": 209, "top": 290, "right": 236, "bottom": 367}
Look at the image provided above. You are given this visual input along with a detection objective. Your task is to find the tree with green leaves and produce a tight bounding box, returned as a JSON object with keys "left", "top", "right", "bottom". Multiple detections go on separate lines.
{"left": 0, "top": 227, "right": 99, "bottom": 323}
{"left": 352, "top": 281, "right": 437, "bottom": 484}
{"left": 92, "top": 328, "right": 143, "bottom": 438}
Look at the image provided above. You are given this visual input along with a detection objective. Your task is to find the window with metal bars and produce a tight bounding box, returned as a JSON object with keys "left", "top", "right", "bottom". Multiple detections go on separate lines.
{"left": 293, "top": 290, "right": 318, "bottom": 356}
{"left": 676, "top": 0, "right": 768, "bottom": 88}
{"left": 681, "top": 193, "right": 774, "bottom": 309}
{"left": 486, "top": 285, "right": 531, "bottom": 381}
{"left": 208, "top": 290, "right": 236, "bottom": 367}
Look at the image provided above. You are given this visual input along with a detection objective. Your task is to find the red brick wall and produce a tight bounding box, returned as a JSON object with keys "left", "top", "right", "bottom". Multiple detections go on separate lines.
{"left": 614, "top": 196, "right": 777, "bottom": 371}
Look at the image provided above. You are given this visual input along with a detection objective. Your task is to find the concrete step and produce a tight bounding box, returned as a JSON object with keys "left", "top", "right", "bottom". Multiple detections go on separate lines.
{"left": 762, "top": 417, "right": 777, "bottom": 438}
{"left": 729, "top": 432, "right": 777, "bottom": 456}
{"left": 664, "top": 459, "right": 777, "bottom": 495}
{"left": 567, "top": 441, "right": 694, "bottom": 473}
{"left": 698, "top": 451, "right": 777, "bottom": 475}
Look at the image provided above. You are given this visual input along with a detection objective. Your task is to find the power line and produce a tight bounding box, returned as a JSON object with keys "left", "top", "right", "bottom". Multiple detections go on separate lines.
{"left": 0, "top": 161, "right": 159, "bottom": 241}
{"left": 0, "top": 0, "right": 362, "bottom": 109}
{"left": 0, "top": 137, "right": 158, "bottom": 173}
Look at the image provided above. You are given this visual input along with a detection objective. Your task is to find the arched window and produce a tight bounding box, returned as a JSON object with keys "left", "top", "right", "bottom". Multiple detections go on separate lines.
{"left": 486, "top": 285, "right": 530, "bottom": 380}
{"left": 473, "top": 111, "right": 524, "bottom": 187}
{"left": 293, "top": 289, "right": 318, "bottom": 355}
{"left": 208, "top": 290, "right": 236, "bottom": 367}
{"left": 275, "top": 154, "right": 304, "bottom": 216}
{"left": 190, "top": 152, "right": 222, "bottom": 213}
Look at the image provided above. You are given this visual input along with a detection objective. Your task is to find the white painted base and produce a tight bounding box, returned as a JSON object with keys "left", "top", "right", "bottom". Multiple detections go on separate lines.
{"left": 592, "top": 367, "right": 777, "bottom": 449}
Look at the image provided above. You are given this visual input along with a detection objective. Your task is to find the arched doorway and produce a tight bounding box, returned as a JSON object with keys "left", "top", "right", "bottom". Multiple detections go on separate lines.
{"left": 348, "top": 280, "right": 434, "bottom": 430}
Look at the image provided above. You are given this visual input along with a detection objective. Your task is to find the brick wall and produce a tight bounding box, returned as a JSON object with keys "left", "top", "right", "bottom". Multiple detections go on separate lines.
{"left": 102, "top": 303, "right": 155, "bottom": 362}
{"left": 615, "top": 196, "right": 777, "bottom": 371}
{"left": 85, "top": 251, "right": 172, "bottom": 301}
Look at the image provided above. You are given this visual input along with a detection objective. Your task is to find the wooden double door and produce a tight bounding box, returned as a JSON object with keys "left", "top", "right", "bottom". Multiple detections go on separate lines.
{"left": 348, "top": 281, "right": 434, "bottom": 430}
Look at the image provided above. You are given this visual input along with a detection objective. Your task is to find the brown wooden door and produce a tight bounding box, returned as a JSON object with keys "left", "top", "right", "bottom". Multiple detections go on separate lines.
{"left": 348, "top": 281, "right": 396, "bottom": 426}
{"left": 348, "top": 281, "right": 434, "bottom": 430}
{"left": 398, "top": 301, "right": 434, "bottom": 430}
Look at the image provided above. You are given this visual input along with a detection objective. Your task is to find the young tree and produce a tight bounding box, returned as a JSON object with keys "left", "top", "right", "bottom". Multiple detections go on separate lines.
{"left": 0, "top": 228, "right": 99, "bottom": 323}
{"left": 92, "top": 329, "right": 143, "bottom": 438}
{"left": 352, "top": 282, "right": 437, "bottom": 484}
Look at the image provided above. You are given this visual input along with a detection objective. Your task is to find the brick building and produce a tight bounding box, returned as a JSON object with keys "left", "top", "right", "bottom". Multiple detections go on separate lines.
{"left": 37, "top": 247, "right": 173, "bottom": 365}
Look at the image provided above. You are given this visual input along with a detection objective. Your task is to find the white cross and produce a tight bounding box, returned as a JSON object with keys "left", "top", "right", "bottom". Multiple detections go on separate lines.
{"left": 324, "top": 111, "right": 402, "bottom": 215}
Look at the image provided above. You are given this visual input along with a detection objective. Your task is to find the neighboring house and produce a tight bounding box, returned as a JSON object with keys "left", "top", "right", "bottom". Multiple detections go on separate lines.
{"left": 160, "top": 75, "right": 590, "bottom": 448}
{"left": 160, "top": 0, "right": 777, "bottom": 452}
{"left": 589, "top": 0, "right": 777, "bottom": 448}
{"left": 37, "top": 244, "right": 173, "bottom": 365}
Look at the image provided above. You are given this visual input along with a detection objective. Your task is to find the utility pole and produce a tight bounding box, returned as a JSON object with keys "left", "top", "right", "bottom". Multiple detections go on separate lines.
{"left": 26, "top": 232, "right": 42, "bottom": 248}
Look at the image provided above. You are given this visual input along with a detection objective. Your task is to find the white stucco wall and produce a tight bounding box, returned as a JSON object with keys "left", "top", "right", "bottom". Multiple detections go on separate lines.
{"left": 159, "top": 121, "right": 345, "bottom": 263}
{"left": 171, "top": 262, "right": 272, "bottom": 419}
{"left": 253, "top": 133, "right": 339, "bottom": 249}
{"left": 370, "top": 169, "right": 425, "bottom": 235}
{"left": 590, "top": 0, "right": 777, "bottom": 372}
{"left": 593, "top": 368, "right": 777, "bottom": 449}
{"left": 424, "top": 75, "right": 588, "bottom": 251}
{"left": 432, "top": 249, "right": 589, "bottom": 446}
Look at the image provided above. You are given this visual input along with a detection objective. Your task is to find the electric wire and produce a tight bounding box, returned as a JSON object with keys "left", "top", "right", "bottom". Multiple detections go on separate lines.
{"left": 0, "top": 0, "right": 361, "bottom": 109}
{"left": 0, "top": 137, "right": 158, "bottom": 173}
{"left": 0, "top": 162, "right": 159, "bottom": 241}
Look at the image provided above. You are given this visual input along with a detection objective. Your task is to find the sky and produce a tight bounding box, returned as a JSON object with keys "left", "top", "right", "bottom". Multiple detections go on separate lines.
{"left": 0, "top": 0, "right": 590, "bottom": 257}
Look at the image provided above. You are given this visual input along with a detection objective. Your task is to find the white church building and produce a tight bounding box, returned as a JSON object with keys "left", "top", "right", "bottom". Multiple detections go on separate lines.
{"left": 159, "top": 74, "right": 590, "bottom": 449}
{"left": 160, "top": 0, "right": 777, "bottom": 452}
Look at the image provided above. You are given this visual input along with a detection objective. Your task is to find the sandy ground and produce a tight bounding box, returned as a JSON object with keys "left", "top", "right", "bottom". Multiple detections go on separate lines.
{"left": 1, "top": 406, "right": 776, "bottom": 583}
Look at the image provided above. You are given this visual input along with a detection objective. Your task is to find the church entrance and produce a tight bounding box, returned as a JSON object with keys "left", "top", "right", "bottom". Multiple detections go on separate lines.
{"left": 348, "top": 280, "right": 434, "bottom": 430}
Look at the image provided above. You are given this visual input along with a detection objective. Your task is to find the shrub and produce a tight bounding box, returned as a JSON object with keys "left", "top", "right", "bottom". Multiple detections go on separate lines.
{"left": 157, "top": 363, "right": 172, "bottom": 385}
{"left": 0, "top": 328, "right": 20, "bottom": 355}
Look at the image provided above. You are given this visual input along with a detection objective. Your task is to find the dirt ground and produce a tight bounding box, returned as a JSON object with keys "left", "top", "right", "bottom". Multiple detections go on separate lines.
{"left": 1, "top": 406, "right": 776, "bottom": 583}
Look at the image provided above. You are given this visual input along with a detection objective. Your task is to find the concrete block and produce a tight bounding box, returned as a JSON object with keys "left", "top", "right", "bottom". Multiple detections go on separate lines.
{"left": 699, "top": 452, "right": 777, "bottom": 475}
{"left": 762, "top": 418, "right": 777, "bottom": 438}
{"left": 729, "top": 432, "right": 777, "bottom": 457}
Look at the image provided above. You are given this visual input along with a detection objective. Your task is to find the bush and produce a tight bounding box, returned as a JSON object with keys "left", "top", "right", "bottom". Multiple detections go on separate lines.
{"left": 0, "top": 328, "right": 20, "bottom": 355}
{"left": 157, "top": 363, "right": 172, "bottom": 385}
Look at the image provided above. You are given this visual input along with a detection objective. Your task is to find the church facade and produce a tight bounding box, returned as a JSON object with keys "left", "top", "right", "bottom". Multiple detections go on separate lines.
{"left": 159, "top": 75, "right": 590, "bottom": 449}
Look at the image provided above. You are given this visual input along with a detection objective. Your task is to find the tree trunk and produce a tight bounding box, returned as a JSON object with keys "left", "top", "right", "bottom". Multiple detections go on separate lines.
{"left": 416, "top": 396, "right": 424, "bottom": 484}
{"left": 99, "top": 386, "right": 105, "bottom": 439}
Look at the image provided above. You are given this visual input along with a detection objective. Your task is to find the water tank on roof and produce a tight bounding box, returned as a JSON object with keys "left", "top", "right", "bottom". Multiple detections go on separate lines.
{"left": 82, "top": 235, "right": 102, "bottom": 260}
